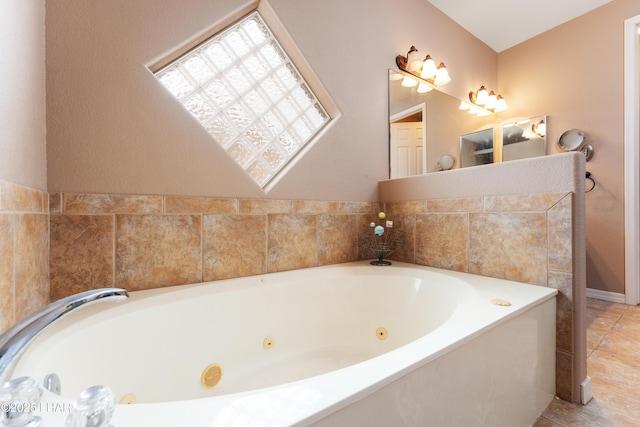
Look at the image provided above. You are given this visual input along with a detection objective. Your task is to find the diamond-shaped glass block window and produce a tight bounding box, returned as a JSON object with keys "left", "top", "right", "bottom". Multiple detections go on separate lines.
{"left": 154, "top": 11, "right": 330, "bottom": 188}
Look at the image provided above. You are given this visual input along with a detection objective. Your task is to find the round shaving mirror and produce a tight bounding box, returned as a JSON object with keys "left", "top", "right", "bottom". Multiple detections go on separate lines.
{"left": 438, "top": 154, "right": 455, "bottom": 171}
{"left": 558, "top": 129, "right": 585, "bottom": 152}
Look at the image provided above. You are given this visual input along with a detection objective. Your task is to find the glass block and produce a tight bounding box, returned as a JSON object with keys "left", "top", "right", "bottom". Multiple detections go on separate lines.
{"left": 260, "top": 41, "right": 285, "bottom": 69}
{"left": 222, "top": 30, "right": 251, "bottom": 58}
{"left": 262, "top": 111, "right": 285, "bottom": 135}
{"left": 260, "top": 77, "right": 284, "bottom": 102}
{"left": 224, "top": 66, "right": 252, "bottom": 94}
{"left": 243, "top": 54, "right": 269, "bottom": 82}
{"left": 276, "top": 64, "right": 300, "bottom": 90}
{"left": 244, "top": 124, "right": 271, "bottom": 150}
{"left": 227, "top": 140, "right": 255, "bottom": 167}
{"left": 205, "top": 117, "right": 236, "bottom": 147}
{"left": 278, "top": 131, "right": 300, "bottom": 155}
{"left": 246, "top": 159, "right": 272, "bottom": 187}
{"left": 182, "top": 92, "right": 216, "bottom": 123}
{"left": 242, "top": 15, "right": 270, "bottom": 45}
{"left": 157, "top": 67, "right": 195, "bottom": 99}
{"left": 277, "top": 98, "right": 299, "bottom": 123}
{"left": 262, "top": 144, "right": 287, "bottom": 170}
{"left": 244, "top": 89, "right": 270, "bottom": 117}
{"left": 287, "top": 127, "right": 304, "bottom": 144}
{"left": 204, "top": 42, "right": 234, "bottom": 71}
{"left": 225, "top": 103, "right": 253, "bottom": 131}
{"left": 292, "top": 118, "right": 313, "bottom": 140}
{"left": 306, "top": 103, "right": 329, "bottom": 129}
{"left": 204, "top": 79, "right": 234, "bottom": 108}
{"left": 290, "top": 85, "right": 314, "bottom": 110}
{"left": 182, "top": 53, "right": 216, "bottom": 85}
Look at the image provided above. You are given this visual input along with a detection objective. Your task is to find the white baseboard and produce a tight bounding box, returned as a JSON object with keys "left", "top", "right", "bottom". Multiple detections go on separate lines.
{"left": 581, "top": 376, "right": 593, "bottom": 405}
{"left": 586, "top": 288, "right": 626, "bottom": 304}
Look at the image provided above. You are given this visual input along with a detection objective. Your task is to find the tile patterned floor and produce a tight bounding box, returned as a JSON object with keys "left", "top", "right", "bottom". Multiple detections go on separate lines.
{"left": 535, "top": 298, "right": 640, "bottom": 427}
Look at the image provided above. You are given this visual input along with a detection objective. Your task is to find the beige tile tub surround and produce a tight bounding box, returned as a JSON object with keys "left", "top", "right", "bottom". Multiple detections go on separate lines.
{"left": 203, "top": 215, "right": 267, "bottom": 281}
{"left": 49, "top": 215, "right": 114, "bottom": 299}
{"left": 415, "top": 212, "right": 468, "bottom": 271}
{"left": 49, "top": 193, "right": 376, "bottom": 299}
{"left": 470, "top": 212, "right": 548, "bottom": 286}
{"left": 116, "top": 215, "right": 202, "bottom": 291}
{"left": 268, "top": 214, "right": 318, "bottom": 272}
{"left": 0, "top": 181, "right": 49, "bottom": 334}
{"left": 384, "top": 192, "right": 575, "bottom": 401}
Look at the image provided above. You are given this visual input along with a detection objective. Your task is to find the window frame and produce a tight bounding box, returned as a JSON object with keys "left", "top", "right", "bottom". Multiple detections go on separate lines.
{"left": 148, "top": 0, "right": 340, "bottom": 191}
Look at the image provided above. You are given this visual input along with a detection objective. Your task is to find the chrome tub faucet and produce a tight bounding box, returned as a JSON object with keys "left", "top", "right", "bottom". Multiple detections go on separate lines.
{"left": 0, "top": 288, "right": 128, "bottom": 427}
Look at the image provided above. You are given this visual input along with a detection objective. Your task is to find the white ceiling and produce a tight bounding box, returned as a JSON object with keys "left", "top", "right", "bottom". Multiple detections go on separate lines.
{"left": 426, "top": 0, "right": 614, "bottom": 52}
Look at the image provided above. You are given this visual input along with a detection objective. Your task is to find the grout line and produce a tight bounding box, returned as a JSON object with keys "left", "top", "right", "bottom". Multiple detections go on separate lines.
{"left": 608, "top": 304, "right": 630, "bottom": 332}
{"left": 112, "top": 214, "right": 117, "bottom": 288}
{"left": 11, "top": 214, "right": 16, "bottom": 326}
{"left": 265, "top": 214, "right": 270, "bottom": 273}
{"left": 200, "top": 213, "right": 204, "bottom": 283}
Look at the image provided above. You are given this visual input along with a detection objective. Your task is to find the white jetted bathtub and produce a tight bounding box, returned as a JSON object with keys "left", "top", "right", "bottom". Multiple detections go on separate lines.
{"left": 13, "top": 261, "right": 557, "bottom": 426}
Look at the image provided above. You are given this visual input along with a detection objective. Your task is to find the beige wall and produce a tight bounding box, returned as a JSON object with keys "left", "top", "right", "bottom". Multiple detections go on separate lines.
{"left": 0, "top": 0, "right": 47, "bottom": 190}
{"left": 498, "top": 0, "right": 640, "bottom": 295}
{"left": 45, "top": 0, "right": 496, "bottom": 201}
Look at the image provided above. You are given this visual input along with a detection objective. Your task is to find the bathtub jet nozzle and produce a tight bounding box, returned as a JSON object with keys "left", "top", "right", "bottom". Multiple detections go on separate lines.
{"left": 201, "top": 364, "right": 223, "bottom": 389}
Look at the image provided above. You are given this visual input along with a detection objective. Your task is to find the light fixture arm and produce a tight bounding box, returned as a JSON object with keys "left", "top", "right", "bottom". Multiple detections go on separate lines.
{"left": 395, "top": 54, "right": 408, "bottom": 71}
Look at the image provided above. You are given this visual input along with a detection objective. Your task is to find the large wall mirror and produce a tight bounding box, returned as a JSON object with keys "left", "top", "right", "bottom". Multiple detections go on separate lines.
{"left": 388, "top": 69, "right": 547, "bottom": 178}
{"left": 389, "top": 70, "right": 497, "bottom": 178}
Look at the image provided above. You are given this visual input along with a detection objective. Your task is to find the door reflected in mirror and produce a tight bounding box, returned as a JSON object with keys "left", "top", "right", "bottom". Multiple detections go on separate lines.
{"left": 389, "top": 103, "right": 426, "bottom": 178}
{"left": 502, "top": 115, "right": 547, "bottom": 161}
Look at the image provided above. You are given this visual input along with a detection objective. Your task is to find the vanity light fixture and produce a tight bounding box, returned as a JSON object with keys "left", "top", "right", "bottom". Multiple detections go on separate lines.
{"left": 465, "top": 85, "right": 508, "bottom": 115}
{"left": 395, "top": 46, "right": 451, "bottom": 88}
